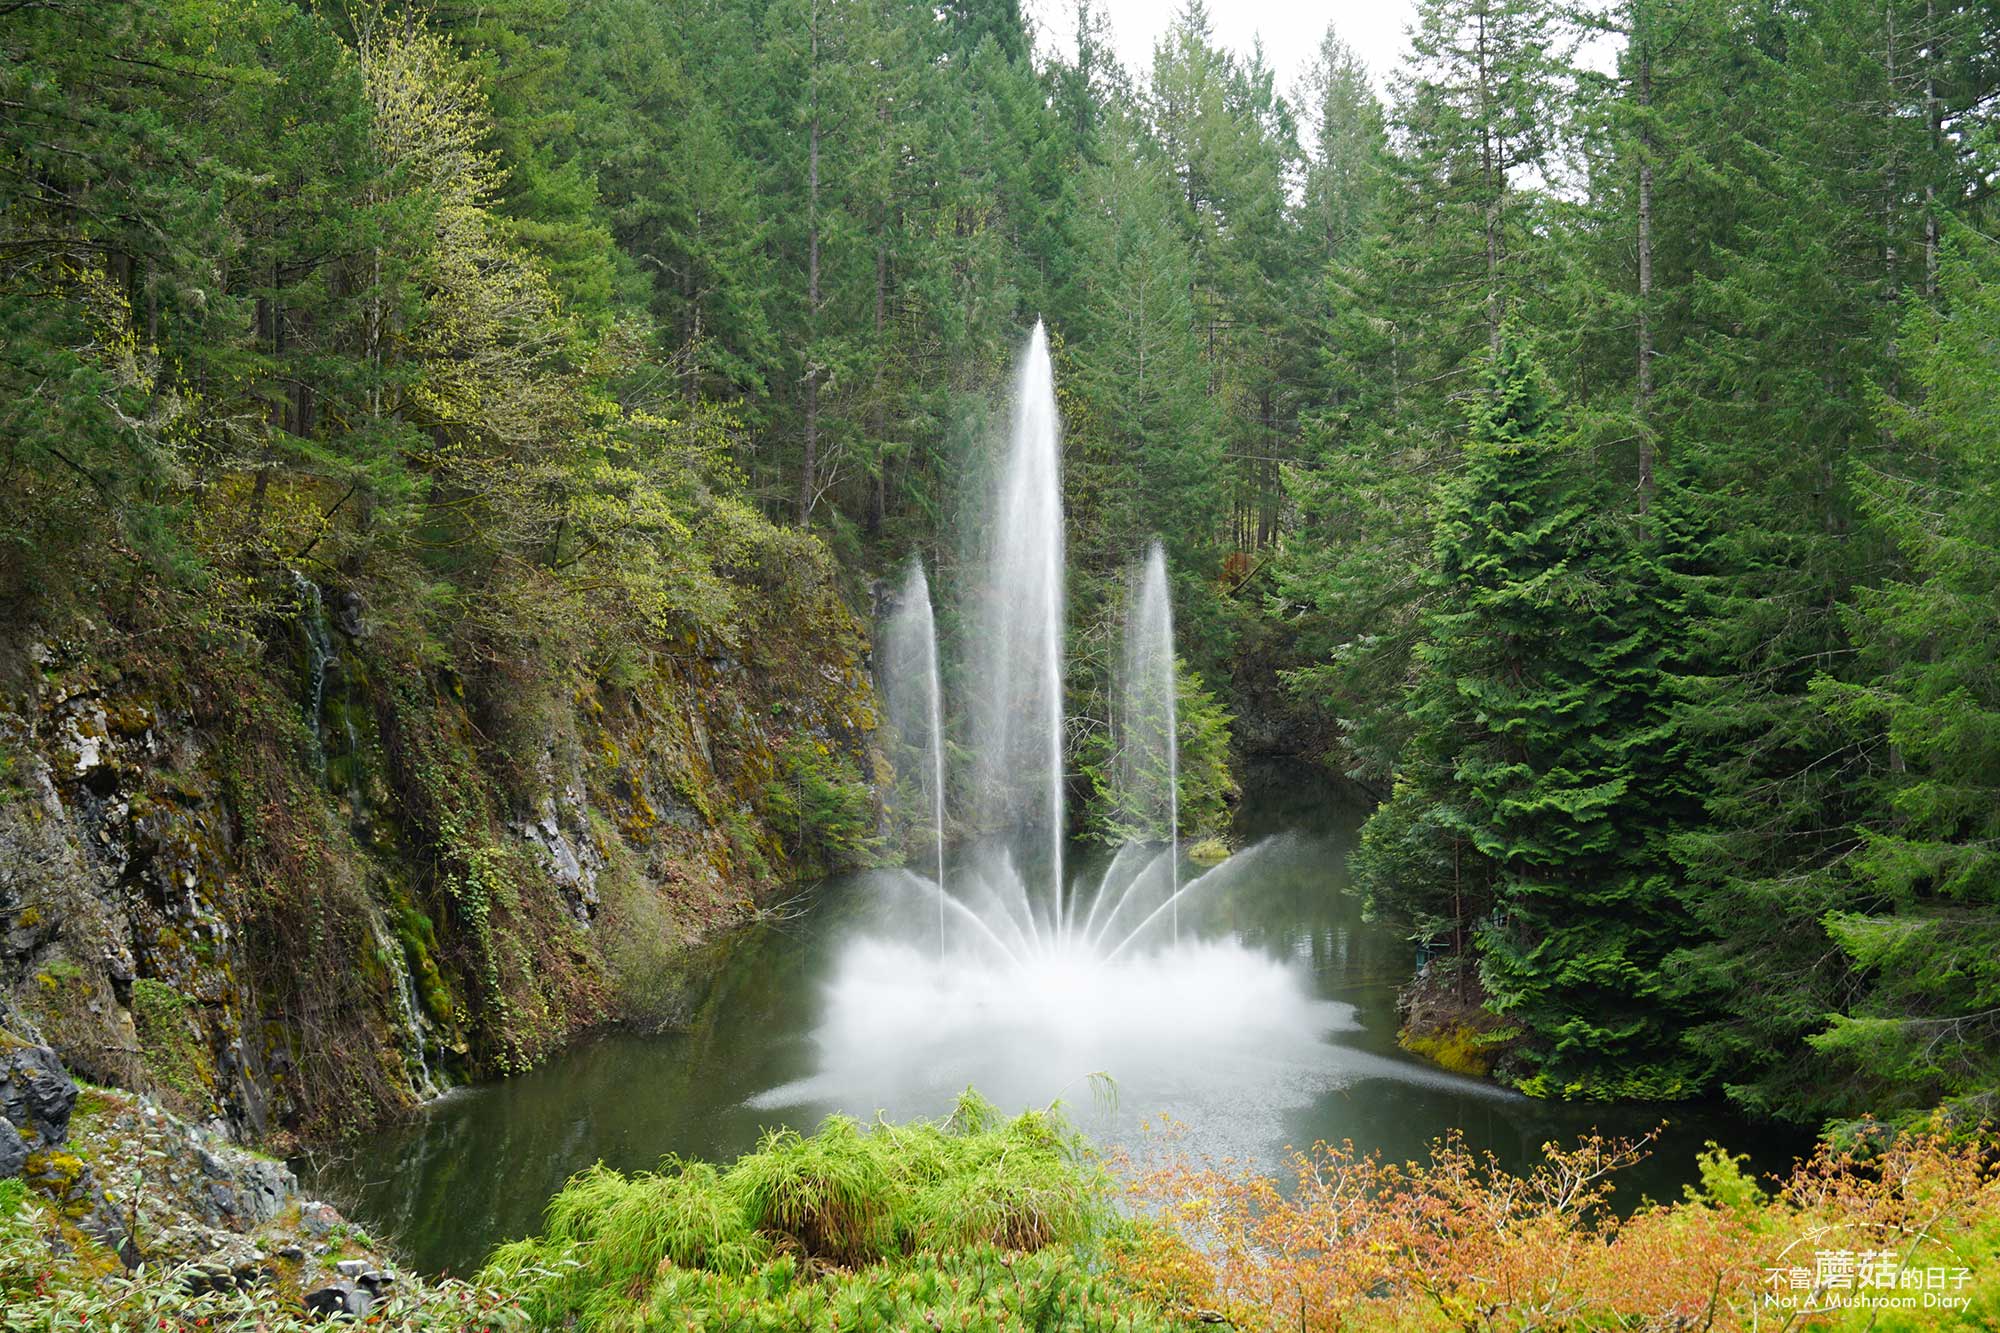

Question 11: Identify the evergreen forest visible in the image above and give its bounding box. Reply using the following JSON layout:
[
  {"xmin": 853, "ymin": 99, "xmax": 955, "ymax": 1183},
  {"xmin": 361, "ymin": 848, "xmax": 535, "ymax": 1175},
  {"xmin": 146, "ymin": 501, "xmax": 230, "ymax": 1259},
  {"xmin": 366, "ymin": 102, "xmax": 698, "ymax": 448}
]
[{"xmin": 3, "ymin": 0, "xmax": 2000, "ymax": 1325}]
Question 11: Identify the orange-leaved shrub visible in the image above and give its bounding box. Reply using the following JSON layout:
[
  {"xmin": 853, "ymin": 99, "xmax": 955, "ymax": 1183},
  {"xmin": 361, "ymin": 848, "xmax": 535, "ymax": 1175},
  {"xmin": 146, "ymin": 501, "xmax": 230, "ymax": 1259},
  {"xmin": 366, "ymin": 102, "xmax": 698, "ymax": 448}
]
[{"xmin": 1114, "ymin": 1120, "xmax": 1998, "ymax": 1330}]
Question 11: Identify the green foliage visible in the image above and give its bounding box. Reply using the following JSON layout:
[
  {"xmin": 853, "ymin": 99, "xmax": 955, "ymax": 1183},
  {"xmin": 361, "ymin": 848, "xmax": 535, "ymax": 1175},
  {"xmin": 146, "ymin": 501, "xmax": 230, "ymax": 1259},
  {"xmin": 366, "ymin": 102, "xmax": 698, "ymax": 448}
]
[
  {"xmin": 127, "ymin": 978, "xmax": 213, "ymax": 1110},
  {"xmin": 1081, "ymin": 657, "xmax": 1237, "ymax": 844},
  {"xmin": 1, "ymin": 0, "xmax": 1997, "ymax": 1151},
  {"xmin": 1685, "ymin": 1144, "xmax": 1768, "ymax": 1212},
  {"xmin": 763, "ymin": 736, "xmax": 884, "ymax": 879},
  {"xmin": 1361, "ymin": 342, "xmax": 1699, "ymax": 1099},
  {"xmin": 483, "ymin": 1098, "xmax": 1187, "ymax": 1331},
  {"xmin": 1801, "ymin": 228, "xmax": 2000, "ymax": 1130}
]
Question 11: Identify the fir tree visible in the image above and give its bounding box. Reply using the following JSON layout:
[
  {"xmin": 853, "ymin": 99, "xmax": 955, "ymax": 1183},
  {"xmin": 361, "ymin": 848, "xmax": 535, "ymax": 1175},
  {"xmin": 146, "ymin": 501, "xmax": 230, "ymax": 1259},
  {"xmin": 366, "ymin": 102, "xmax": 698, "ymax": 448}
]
[
  {"xmin": 1365, "ymin": 339, "xmax": 1699, "ymax": 1098},
  {"xmin": 1808, "ymin": 230, "xmax": 2000, "ymax": 1128}
]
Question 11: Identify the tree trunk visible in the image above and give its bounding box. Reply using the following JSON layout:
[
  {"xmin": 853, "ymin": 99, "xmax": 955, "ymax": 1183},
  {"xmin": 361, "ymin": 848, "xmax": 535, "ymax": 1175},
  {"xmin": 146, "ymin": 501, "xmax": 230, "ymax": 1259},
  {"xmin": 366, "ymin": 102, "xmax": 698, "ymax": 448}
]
[
  {"xmin": 1924, "ymin": 0, "xmax": 1939, "ymax": 299},
  {"xmin": 868, "ymin": 227, "xmax": 887, "ymax": 535},
  {"xmin": 1478, "ymin": 9, "xmax": 1502, "ymax": 357},
  {"xmin": 798, "ymin": 2, "xmax": 822, "ymax": 527},
  {"xmin": 1635, "ymin": 3, "xmax": 1656, "ymax": 512}
]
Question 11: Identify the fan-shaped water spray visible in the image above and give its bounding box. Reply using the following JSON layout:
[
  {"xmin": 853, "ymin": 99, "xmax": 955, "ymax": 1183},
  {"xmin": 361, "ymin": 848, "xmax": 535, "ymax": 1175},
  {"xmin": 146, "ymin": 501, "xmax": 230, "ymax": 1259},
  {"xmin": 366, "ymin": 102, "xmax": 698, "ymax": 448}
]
[{"xmin": 827, "ymin": 323, "xmax": 1374, "ymax": 1126}]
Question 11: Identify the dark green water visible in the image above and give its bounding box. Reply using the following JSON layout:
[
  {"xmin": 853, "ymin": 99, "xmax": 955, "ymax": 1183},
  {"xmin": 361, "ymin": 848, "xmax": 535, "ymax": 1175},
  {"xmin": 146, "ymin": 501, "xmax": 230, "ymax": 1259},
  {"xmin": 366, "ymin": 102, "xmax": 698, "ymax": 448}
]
[{"xmin": 299, "ymin": 763, "xmax": 1805, "ymax": 1276}]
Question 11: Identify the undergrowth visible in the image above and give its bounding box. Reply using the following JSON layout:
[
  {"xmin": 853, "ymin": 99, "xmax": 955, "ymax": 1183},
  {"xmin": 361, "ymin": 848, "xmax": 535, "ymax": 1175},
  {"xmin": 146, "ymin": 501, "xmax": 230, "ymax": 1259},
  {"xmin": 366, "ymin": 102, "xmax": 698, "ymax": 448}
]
[
  {"xmin": 3, "ymin": 1100, "xmax": 1994, "ymax": 1331},
  {"xmin": 1117, "ymin": 1117, "xmax": 2000, "ymax": 1330},
  {"xmin": 481, "ymin": 1092, "xmax": 1186, "ymax": 1330}
]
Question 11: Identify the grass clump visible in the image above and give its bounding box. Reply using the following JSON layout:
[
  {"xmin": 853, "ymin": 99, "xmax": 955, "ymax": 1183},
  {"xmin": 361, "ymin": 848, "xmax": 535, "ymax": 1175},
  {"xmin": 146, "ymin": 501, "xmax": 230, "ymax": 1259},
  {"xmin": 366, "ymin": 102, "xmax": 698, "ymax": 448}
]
[
  {"xmin": 730, "ymin": 1115, "xmax": 897, "ymax": 1263},
  {"xmin": 484, "ymin": 1092, "xmax": 1192, "ymax": 1330}
]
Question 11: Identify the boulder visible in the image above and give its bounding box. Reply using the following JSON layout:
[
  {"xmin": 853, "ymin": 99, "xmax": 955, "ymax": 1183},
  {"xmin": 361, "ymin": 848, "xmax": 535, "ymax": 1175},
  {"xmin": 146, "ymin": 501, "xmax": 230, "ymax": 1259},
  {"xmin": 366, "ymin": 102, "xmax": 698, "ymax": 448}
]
[
  {"xmin": 299, "ymin": 1199, "xmax": 340, "ymax": 1238},
  {"xmin": 0, "ymin": 1040, "xmax": 77, "ymax": 1150},
  {"xmin": 304, "ymin": 1280, "xmax": 374, "ymax": 1321},
  {"xmin": 0, "ymin": 1119, "xmax": 26, "ymax": 1177}
]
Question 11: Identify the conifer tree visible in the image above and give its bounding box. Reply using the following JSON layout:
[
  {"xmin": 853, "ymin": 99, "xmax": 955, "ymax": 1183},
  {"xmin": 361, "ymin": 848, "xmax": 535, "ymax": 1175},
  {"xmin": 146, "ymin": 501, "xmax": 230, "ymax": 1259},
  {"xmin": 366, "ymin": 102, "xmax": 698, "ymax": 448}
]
[
  {"xmin": 1364, "ymin": 339, "xmax": 1697, "ymax": 1098},
  {"xmin": 1808, "ymin": 231, "xmax": 2000, "ymax": 1128}
]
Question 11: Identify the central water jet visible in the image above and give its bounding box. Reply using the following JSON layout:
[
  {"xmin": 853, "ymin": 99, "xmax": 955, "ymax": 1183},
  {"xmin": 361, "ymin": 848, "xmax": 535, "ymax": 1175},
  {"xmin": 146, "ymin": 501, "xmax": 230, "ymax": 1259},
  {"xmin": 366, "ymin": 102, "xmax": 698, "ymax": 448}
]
[
  {"xmin": 972, "ymin": 321, "xmax": 1069, "ymax": 925},
  {"xmin": 873, "ymin": 322, "xmax": 1207, "ymax": 963}
]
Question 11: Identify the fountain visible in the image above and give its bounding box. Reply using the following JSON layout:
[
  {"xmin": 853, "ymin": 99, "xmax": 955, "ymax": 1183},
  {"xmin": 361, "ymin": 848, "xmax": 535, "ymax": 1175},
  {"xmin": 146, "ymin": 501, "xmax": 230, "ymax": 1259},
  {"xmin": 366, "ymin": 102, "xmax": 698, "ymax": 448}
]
[
  {"xmin": 311, "ymin": 326, "xmax": 1584, "ymax": 1272},
  {"xmin": 878, "ymin": 559, "xmax": 948, "ymax": 955},
  {"xmin": 871, "ymin": 324, "xmax": 1201, "ymax": 963},
  {"xmin": 749, "ymin": 321, "xmax": 1449, "ymax": 1138}
]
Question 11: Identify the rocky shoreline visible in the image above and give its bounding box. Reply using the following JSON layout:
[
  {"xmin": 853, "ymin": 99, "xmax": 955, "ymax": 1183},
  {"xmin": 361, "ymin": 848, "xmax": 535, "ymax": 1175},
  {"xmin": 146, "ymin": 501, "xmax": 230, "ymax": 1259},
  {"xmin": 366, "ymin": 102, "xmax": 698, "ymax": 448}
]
[{"xmin": 3, "ymin": 1034, "xmax": 427, "ymax": 1320}]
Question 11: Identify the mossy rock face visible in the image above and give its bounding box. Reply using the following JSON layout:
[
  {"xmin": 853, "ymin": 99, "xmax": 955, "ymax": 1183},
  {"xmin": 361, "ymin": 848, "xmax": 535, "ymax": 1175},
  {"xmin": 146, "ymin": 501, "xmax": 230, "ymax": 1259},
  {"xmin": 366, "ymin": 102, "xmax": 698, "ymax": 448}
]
[
  {"xmin": 3, "ymin": 522, "xmax": 885, "ymax": 1144},
  {"xmin": 129, "ymin": 978, "xmax": 215, "ymax": 1113}
]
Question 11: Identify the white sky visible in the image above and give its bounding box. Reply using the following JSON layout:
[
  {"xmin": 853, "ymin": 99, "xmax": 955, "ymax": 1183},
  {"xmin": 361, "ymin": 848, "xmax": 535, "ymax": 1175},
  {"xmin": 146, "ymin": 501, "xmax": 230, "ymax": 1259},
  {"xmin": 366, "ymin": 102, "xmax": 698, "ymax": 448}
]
[{"xmin": 1028, "ymin": 0, "xmax": 1421, "ymax": 98}]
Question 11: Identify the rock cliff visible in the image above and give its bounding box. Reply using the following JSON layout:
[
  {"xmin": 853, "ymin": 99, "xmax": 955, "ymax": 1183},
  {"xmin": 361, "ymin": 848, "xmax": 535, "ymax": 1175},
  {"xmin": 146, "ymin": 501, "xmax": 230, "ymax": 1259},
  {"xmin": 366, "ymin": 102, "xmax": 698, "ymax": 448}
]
[{"xmin": 0, "ymin": 559, "xmax": 881, "ymax": 1148}]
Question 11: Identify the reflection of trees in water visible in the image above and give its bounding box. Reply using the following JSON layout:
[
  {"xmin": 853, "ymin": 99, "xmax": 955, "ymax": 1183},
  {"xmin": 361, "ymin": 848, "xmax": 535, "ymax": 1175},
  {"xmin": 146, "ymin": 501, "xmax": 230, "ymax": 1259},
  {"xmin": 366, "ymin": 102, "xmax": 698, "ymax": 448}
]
[
  {"xmin": 325, "ymin": 914, "xmax": 843, "ymax": 1275},
  {"xmin": 307, "ymin": 767, "xmax": 1803, "ymax": 1276}
]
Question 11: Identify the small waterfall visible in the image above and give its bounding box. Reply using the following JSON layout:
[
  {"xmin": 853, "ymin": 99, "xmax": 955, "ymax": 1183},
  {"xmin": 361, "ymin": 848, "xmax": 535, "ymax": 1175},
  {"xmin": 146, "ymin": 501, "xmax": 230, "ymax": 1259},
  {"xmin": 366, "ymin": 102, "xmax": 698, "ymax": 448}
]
[
  {"xmin": 879, "ymin": 559, "xmax": 949, "ymax": 957},
  {"xmin": 364, "ymin": 901, "xmax": 438, "ymax": 1100},
  {"xmin": 1122, "ymin": 544, "xmax": 1181, "ymax": 944},
  {"xmin": 290, "ymin": 570, "xmax": 333, "ymax": 768}
]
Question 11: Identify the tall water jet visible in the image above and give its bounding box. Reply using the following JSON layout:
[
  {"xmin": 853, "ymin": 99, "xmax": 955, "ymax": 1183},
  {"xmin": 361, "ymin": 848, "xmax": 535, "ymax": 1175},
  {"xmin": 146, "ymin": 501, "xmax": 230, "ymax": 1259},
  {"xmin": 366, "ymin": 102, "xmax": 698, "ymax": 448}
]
[
  {"xmin": 879, "ymin": 559, "xmax": 949, "ymax": 956},
  {"xmin": 1121, "ymin": 543, "xmax": 1180, "ymax": 943},
  {"xmin": 971, "ymin": 321, "xmax": 1067, "ymax": 922}
]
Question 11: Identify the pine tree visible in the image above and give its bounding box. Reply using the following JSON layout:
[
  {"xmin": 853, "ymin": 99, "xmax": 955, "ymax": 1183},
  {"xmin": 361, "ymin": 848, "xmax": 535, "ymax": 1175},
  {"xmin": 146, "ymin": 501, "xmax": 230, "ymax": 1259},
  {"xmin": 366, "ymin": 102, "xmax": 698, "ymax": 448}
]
[
  {"xmin": 1063, "ymin": 109, "xmax": 1221, "ymax": 586},
  {"xmin": 562, "ymin": 0, "xmax": 777, "ymax": 401},
  {"xmin": 1807, "ymin": 230, "xmax": 2000, "ymax": 1128},
  {"xmin": 1271, "ymin": 26, "xmax": 1411, "ymax": 780},
  {"xmin": 1396, "ymin": 0, "xmax": 1568, "ymax": 363},
  {"xmin": 1653, "ymin": 0, "xmax": 1957, "ymax": 1124},
  {"xmin": 1364, "ymin": 339, "xmax": 1698, "ymax": 1098}
]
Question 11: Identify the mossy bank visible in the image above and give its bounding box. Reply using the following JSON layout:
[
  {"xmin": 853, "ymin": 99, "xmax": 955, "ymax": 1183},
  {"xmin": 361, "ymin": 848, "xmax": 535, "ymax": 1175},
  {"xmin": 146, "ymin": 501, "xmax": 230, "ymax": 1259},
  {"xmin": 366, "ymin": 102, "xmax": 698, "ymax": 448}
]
[{"xmin": 0, "ymin": 536, "xmax": 884, "ymax": 1149}]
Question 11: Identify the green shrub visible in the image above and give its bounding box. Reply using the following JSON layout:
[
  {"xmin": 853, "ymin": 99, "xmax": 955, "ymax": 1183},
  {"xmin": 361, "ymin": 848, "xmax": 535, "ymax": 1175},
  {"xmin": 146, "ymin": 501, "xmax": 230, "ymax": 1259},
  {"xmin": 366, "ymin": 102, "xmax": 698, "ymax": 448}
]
[
  {"xmin": 1080, "ymin": 658, "xmax": 1238, "ymax": 845},
  {"xmin": 483, "ymin": 1095, "xmax": 1187, "ymax": 1331},
  {"xmin": 762, "ymin": 736, "xmax": 882, "ymax": 877}
]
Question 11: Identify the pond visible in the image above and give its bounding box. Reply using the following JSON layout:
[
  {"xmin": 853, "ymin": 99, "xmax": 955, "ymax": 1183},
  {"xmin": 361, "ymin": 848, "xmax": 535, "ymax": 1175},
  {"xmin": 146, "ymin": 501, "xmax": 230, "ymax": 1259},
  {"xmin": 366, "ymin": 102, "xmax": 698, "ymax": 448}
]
[{"xmin": 300, "ymin": 761, "xmax": 1805, "ymax": 1276}]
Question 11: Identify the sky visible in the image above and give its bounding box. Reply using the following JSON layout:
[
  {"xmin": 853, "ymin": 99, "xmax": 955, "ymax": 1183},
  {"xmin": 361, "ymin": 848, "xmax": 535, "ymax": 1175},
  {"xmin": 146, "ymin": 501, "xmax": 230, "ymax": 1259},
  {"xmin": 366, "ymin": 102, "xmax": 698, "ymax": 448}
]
[{"xmin": 1027, "ymin": 0, "xmax": 1421, "ymax": 98}]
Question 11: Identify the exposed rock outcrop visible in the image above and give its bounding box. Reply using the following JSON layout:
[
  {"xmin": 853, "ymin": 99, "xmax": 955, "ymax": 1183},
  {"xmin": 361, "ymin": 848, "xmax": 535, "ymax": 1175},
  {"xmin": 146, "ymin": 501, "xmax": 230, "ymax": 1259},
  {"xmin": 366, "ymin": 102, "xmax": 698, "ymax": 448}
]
[
  {"xmin": 0, "ymin": 564, "xmax": 881, "ymax": 1148},
  {"xmin": 3, "ymin": 1060, "xmax": 412, "ymax": 1316}
]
